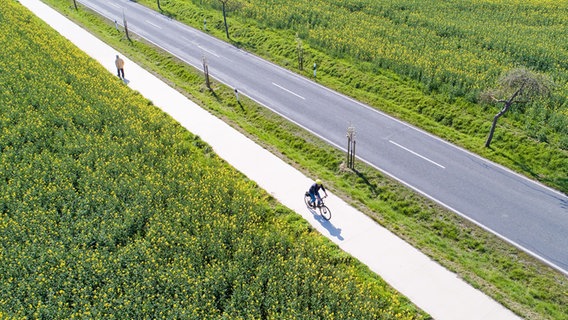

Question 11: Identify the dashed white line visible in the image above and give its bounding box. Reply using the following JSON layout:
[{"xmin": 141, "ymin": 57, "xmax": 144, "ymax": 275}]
[
  {"xmin": 389, "ymin": 140, "xmax": 445, "ymax": 169},
  {"xmin": 145, "ymin": 20, "xmax": 162, "ymax": 29},
  {"xmin": 198, "ymin": 45, "xmax": 219, "ymax": 57},
  {"xmin": 272, "ymin": 82, "xmax": 305, "ymax": 100},
  {"xmin": 180, "ymin": 36, "xmax": 193, "ymax": 43}
]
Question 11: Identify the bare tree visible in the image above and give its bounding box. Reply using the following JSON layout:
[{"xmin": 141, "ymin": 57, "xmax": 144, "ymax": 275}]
[
  {"xmin": 481, "ymin": 68, "xmax": 552, "ymax": 148},
  {"xmin": 218, "ymin": 0, "xmax": 230, "ymax": 39},
  {"xmin": 296, "ymin": 36, "xmax": 304, "ymax": 71},
  {"xmin": 123, "ymin": 10, "xmax": 131, "ymax": 42},
  {"xmin": 202, "ymin": 55, "xmax": 211, "ymax": 89}
]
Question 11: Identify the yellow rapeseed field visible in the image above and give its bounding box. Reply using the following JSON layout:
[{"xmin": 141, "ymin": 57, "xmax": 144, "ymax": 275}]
[{"xmin": 0, "ymin": 1, "xmax": 426, "ymax": 318}]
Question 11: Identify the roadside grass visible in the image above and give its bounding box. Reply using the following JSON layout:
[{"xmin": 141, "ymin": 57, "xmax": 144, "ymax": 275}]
[{"xmin": 41, "ymin": 0, "xmax": 568, "ymax": 319}]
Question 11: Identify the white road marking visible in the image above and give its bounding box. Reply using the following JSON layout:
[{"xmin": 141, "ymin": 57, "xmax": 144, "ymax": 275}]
[
  {"xmin": 389, "ymin": 140, "xmax": 445, "ymax": 169},
  {"xmin": 145, "ymin": 20, "xmax": 162, "ymax": 29},
  {"xmin": 109, "ymin": 3, "xmax": 122, "ymax": 9},
  {"xmin": 198, "ymin": 45, "xmax": 219, "ymax": 57},
  {"xmin": 272, "ymin": 82, "xmax": 305, "ymax": 100}
]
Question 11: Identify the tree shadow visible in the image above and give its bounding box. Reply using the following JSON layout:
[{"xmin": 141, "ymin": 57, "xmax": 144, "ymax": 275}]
[
  {"xmin": 352, "ymin": 168, "xmax": 379, "ymax": 196},
  {"xmin": 237, "ymin": 101, "xmax": 245, "ymax": 112},
  {"xmin": 561, "ymin": 197, "xmax": 568, "ymax": 210},
  {"xmin": 159, "ymin": 9, "xmax": 177, "ymax": 20},
  {"xmin": 208, "ymin": 88, "xmax": 220, "ymax": 101},
  {"xmin": 482, "ymin": 148, "xmax": 568, "ymax": 201},
  {"xmin": 228, "ymin": 39, "xmax": 245, "ymax": 49},
  {"xmin": 491, "ymin": 146, "xmax": 568, "ymax": 191},
  {"xmin": 540, "ymin": 177, "xmax": 568, "ymax": 197}
]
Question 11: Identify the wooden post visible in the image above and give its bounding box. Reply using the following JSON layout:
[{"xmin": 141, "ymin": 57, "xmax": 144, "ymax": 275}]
[
  {"xmin": 347, "ymin": 135, "xmax": 351, "ymax": 168},
  {"xmin": 347, "ymin": 125, "xmax": 356, "ymax": 169},
  {"xmin": 202, "ymin": 55, "xmax": 210, "ymax": 89},
  {"xmin": 123, "ymin": 10, "xmax": 131, "ymax": 41},
  {"xmin": 352, "ymin": 140, "xmax": 356, "ymax": 169}
]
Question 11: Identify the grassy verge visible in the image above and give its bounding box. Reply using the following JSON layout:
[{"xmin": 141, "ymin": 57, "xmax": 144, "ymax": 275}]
[{"xmin": 39, "ymin": 0, "xmax": 568, "ymax": 319}]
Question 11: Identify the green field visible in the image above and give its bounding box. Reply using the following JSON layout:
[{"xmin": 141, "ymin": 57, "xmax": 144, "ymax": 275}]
[
  {"xmin": 0, "ymin": 1, "xmax": 426, "ymax": 318},
  {"xmin": 5, "ymin": 0, "xmax": 568, "ymax": 319}
]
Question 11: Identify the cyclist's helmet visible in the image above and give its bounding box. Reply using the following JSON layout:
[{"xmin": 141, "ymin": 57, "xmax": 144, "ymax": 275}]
[{"xmin": 316, "ymin": 179, "xmax": 322, "ymax": 185}]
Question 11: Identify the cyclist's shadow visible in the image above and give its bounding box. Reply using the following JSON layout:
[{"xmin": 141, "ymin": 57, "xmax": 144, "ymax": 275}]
[{"xmin": 308, "ymin": 208, "xmax": 344, "ymax": 241}]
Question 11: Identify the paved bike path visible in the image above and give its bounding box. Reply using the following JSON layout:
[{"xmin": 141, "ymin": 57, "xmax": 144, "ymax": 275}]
[{"xmin": 21, "ymin": 0, "xmax": 521, "ymax": 318}]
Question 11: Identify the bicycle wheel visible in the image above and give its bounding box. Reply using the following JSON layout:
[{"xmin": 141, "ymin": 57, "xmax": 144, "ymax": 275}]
[
  {"xmin": 319, "ymin": 205, "xmax": 331, "ymax": 220},
  {"xmin": 304, "ymin": 193, "xmax": 312, "ymax": 208}
]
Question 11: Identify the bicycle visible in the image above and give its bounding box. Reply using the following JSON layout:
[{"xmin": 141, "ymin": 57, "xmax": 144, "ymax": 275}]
[{"xmin": 304, "ymin": 192, "xmax": 331, "ymax": 220}]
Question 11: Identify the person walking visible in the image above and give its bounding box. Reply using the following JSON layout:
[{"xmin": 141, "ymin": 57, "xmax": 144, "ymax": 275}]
[{"xmin": 115, "ymin": 55, "xmax": 125, "ymax": 79}]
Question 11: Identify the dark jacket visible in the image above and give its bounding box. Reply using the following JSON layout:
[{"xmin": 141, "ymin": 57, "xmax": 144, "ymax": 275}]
[{"xmin": 309, "ymin": 183, "xmax": 325, "ymax": 195}]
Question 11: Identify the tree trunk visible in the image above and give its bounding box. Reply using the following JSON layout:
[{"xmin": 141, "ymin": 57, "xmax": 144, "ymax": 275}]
[
  {"xmin": 202, "ymin": 57, "xmax": 210, "ymax": 89},
  {"xmin": 222, "ymin": 2, "xmax": 230, "ymax": 39},
  {"xmin": 485, "ymin": 115, "xmax": 499, "ymax": 148},
  {"xmin": 157, "ymin": 0, "xmax": 162, "ymax": 11},
  {"xmin": 347, "ymin": 136, "xmax": 351, "ymax": 168},
  {"xmin": 485, "ymin": 103, "xmax": 510, "ymax": 148},
  {"xmin": 123, "ymin": 13, "xmax": 131, "ymax": 42},
  {"xmin": 484, "ymin": 84, "xmax": 524, "ymax": 148}
]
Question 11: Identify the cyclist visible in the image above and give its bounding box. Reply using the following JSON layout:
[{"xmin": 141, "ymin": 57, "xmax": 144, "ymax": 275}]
[{"xmin": 308, "ymin": 179, "xmax": 328, "ymax": 207}]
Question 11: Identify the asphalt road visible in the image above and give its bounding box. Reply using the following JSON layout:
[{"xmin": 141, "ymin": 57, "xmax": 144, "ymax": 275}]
[{"xmin": 77, "ymin": 0, "xmax": 568, "ymax": 274}]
